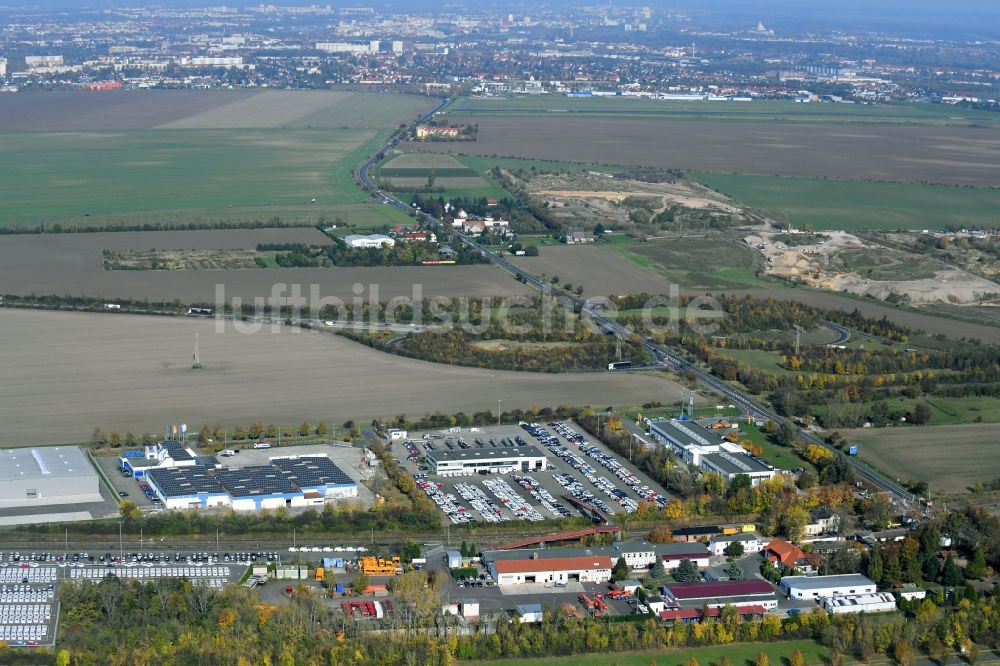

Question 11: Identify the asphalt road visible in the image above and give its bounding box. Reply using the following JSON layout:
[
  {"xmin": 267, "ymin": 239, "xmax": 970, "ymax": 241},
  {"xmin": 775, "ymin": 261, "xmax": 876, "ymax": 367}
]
[{"xmin": 354, "ymin": 102, "xmax": 915, "ymax": 508}]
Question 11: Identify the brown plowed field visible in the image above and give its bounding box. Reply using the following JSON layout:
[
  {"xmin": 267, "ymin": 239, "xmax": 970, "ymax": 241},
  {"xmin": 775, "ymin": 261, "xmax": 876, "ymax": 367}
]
[
  {"xmin": 0, "ymin": 89, "xmax": 431, "ymax": 131},
  {"xmin": 0, "ymin": 309, "xmax": 684, "ymax": 445},
  {"xmin": 0, "ymin": 230, "xmax": 529, "ymax": 303},
  {"xmin": 406, "ymin": 118, "xmax": 1000, "ymax": 186}
]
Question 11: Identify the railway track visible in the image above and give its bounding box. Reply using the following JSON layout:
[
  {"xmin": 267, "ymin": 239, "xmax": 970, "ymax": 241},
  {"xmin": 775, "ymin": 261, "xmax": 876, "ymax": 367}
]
[{"xmin": 354, "ymin": 102, "xmax": 916, "ymax": 507}]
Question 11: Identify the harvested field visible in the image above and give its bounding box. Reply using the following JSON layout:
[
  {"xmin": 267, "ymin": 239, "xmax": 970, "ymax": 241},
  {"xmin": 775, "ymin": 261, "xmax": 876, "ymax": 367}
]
[
  {"xmin": 0, "ymin": 230, "xmax": 528, "ymax": 303},
  {"xmin": 509, "ymin": 240, "xmax": 764, "ymax": 295},
  {"xmin": 407, "ymin": 117, "xmax": 1000, "ymax": 186},
  {"xmin": 0, "ymin": 309, "xmax": 685, "ymax": 446},
  {"xmin": 452, "ymin": 96, "xmax": 1000, "ymax": 128},
  {"xmin": 0, "ymin": 89, "xmax": 432, "ymax": 131},
  {"xmin": 508, "ymin": 245, "xmax": 672, "ymax": 297},
  {"xmin": 844, "ymin": 424, "xmax": 1000, "ymax": 493}
]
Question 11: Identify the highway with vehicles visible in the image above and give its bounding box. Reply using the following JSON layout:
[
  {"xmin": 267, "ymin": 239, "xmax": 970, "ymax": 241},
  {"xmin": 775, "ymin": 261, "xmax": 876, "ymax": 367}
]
[{"xmin": 354, "ymin": 99, "xmax": 916, "ymax": 508}]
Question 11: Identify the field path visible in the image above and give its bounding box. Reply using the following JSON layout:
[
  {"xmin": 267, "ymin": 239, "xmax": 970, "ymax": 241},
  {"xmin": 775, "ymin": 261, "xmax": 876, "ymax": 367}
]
[{"xmin": 0, "ymin": 309, "xmax": 684, "ymax": 445}]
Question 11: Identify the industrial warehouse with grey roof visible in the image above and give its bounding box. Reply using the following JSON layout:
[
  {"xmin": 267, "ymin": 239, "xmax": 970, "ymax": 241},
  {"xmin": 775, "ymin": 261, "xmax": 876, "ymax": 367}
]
[
  {"xmin": 0, "ymin": 447, "xmax": 102, "ymax": 509},
  {"xmin": 425, "ymin": 445, "xmax": 547, "ymax": 475}
]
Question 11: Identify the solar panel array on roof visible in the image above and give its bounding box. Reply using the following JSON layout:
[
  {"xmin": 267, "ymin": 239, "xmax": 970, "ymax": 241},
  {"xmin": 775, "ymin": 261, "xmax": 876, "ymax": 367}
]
[
  {"xmin": 215, "ymin": 465, "xmax": 298, "ymax": 497},
  {"xmin": 147, "ymin": 467, "xmax": 225, "ymax": 497},
  {"xmin": 271, "ymin": 456, "xmax": 353, "ymax": 487},
  {"xmin": 197, "ymin": 455, "xmax": 221, "ymax": 468},
  {"xmin": 160, "ymin": 441, "xmax": 194, "ymax": 462}
]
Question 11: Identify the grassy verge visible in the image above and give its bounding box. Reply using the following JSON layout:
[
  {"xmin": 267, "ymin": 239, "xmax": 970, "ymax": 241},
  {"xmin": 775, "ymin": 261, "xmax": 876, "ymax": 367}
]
[{"xmin": 464, "ymin": 639, "xmax": 829, "ymax": 666}]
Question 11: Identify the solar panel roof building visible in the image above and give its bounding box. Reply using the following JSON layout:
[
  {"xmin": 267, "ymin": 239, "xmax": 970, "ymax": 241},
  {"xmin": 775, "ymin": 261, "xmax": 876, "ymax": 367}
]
[
  {"xmin": 271, "ymin": 456, "xmax": 358, "ymax": 499},
  {"xmin": 146, "ymin": 467, "xmax": 230, "ymax": 510},
  {"xmin": 217, "ymin": 465, "xmax": 300, "ymax": 511},
  {"xmin": 144, "ymin": 454, "xmax": 358, "ymax": 511}
]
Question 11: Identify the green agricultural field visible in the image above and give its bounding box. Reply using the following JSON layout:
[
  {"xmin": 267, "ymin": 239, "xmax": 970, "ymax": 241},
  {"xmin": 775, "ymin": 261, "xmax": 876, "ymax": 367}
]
[
  {"xmin": 691, "ymin": 173, "xmax": 1000, "ymax": 231},
  {"xmin": 467, "ymin": 639, "xmax": 829, "ymax": 666},
  {"xmin": 379, "ymin": 151, "xmax": 512, "ymax": 201},
  {"xmin": 0, "ymin": 91, "xmax": 434, "ymax": 229},
  {"xmin": 844, "ymin": 423, "xmax": 1000, "ymax": 493},
  {"xmin": 880, "ymin": 396, "xmax": 1000, "ymax": 426},
  {"xmin": 617, "ymin": 237, "xmax": 770, "ymax": 290},
  {"xmin": 0, "ymin": 129, "xmax": 384, "ymax": 227},
  {"xmin": 452, "ymin": 96, "xmax": 1000, "ymax": 128}
]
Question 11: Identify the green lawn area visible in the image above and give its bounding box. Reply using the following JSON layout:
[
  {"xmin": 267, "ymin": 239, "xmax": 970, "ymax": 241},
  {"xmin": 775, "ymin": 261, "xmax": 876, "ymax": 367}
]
[
  {"xmin": 465, "ymin": 639, "xmax": 829, "ymax": 666},
  {"xmin": 614, "ymin": 238, "xmax": 771, "ymax": 290},
  {"xmin": 452, "ymin": 96, "xmax": 1000, "ymax": 128},
  {"xmin": 716, "ymin": 349, "xmax": 794, "ymax": 376},
  {"xmin": 737, "ymin": 423, "xmax": 812, "ymax": 472},
  {"xmin": 883, "ymin": 396, "xmax": 1000, "ymax": 426},
  {"xmin": 691, "ymin": 173, "xmax": 1000, "ymax": 231},
  {"xmin": 0, "ymin": 127, "xmax": 395, "ymax": 228}
]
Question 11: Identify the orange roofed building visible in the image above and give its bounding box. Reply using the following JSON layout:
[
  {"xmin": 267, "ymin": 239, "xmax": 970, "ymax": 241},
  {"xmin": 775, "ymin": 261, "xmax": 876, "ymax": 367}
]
[
  {"xmin": 764, "ymin": 538, "xmax": 818, "ymax": 574},
  {"xmin": 489, "ymin": 555, "xmax": 613, "ymax": 586}
]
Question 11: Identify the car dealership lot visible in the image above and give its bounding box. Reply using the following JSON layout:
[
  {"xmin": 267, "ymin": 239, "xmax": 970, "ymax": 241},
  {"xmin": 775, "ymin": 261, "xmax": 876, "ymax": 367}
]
[{"xmin": 397, "ymin": 422, "xmax": 671, "ymax": 525}]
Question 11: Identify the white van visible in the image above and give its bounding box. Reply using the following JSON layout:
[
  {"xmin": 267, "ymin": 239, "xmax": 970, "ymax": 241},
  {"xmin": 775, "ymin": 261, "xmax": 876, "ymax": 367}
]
[{"xmin": 221, "ymin": 449, "xmax": 236, "ymax": 457}]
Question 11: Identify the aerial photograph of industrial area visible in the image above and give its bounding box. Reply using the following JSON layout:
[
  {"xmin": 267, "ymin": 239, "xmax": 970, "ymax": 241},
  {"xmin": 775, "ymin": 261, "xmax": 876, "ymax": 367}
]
[{"xmin": 0, "ymin": 0, "xmax": 999, "ymax": 663}]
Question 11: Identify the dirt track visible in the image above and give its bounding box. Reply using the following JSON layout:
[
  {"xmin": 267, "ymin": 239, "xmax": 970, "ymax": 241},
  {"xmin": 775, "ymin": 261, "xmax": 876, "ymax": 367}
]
[
  {"xmin": 407, "ymin": 118, "xmax": 1000, "ymax": 186},
  {"xmin": 0, "ymin": 310, "xmax": 686, "ymax": 445}
]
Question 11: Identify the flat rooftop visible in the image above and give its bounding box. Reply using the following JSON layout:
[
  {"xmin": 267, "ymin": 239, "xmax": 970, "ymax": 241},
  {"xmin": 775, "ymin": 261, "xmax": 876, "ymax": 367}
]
[
  {"xmin": 0, "ymin": 447, "xmax": 96, "ymax": 482},
  {"xmin": 781, "ymin": 574, "xmax": 875, "ymax": 590},
  {"xmin": 650, "ymin": 419, "xmax": 726, "ymax": 448},
  {"xmin": 427, "ymin": 445, "xmax": 545, "ymax": 464},
  {"xmin": 703, "ymin": 451, "xmax": 773, "ymax": 475}
]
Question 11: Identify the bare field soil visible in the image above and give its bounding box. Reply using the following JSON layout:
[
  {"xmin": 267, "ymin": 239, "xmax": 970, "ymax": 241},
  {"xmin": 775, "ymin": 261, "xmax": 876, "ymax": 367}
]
[
  {"xmin": 0, "ymin": 229, "xmax": 527, "ymax": 303},
  {"xmin": 508, "ymin": 245, "xmax": 672, "ymax": 297},
  {"xmin": 0, "ymin": 90, "xmax": 257, "ymax": 130},
  {"xmin": 844, "ymin": 424, "xmax": 1000, "ymax": 493},
  {"xmin": 0, "ymin": 310, "xmax": 684, "ymax": 445},
  {"xmin": 0, "ymin": 90, "xmax": 432, "ymax": 131},
  {"xmin": 407, "ymin": 118, "xmax": 1000, "ymax": 186}
]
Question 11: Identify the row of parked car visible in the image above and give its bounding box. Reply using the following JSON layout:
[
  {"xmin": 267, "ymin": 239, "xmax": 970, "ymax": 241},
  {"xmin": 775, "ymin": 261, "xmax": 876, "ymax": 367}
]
[
  {"xmin": 482, "ymin": 477, "xmax": 545, "ymax": 522},
  {"xmin": 580, "ymin": 445, "xmax": 668, "ymax": 509},
  {"xmin": 417, "ymin": 479, "xmax": 475, "ymax": 525},
  {"xmin": 510, "ymin": 474, "xmax": 574, "ymax": 518},
  {"xmin": 0, "ymin": 585, "xmax": 54, "ymax": 604},
  {"xmin": 521, "ymin": 424, "xmax": 624, "ymax": 516},
  {"xmin": 551, "ymin": 472, "xmax": 615, "ymax": 517},
  {"xmin": 454, "ymin": 482, "xmax": 509, "ymax": 523}
]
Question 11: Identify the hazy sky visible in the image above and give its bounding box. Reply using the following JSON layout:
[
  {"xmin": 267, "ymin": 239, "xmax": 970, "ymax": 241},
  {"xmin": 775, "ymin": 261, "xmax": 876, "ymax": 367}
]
[{"xmin": 5, "ymin": 0, "xmax": 998, "ymax": 39}]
